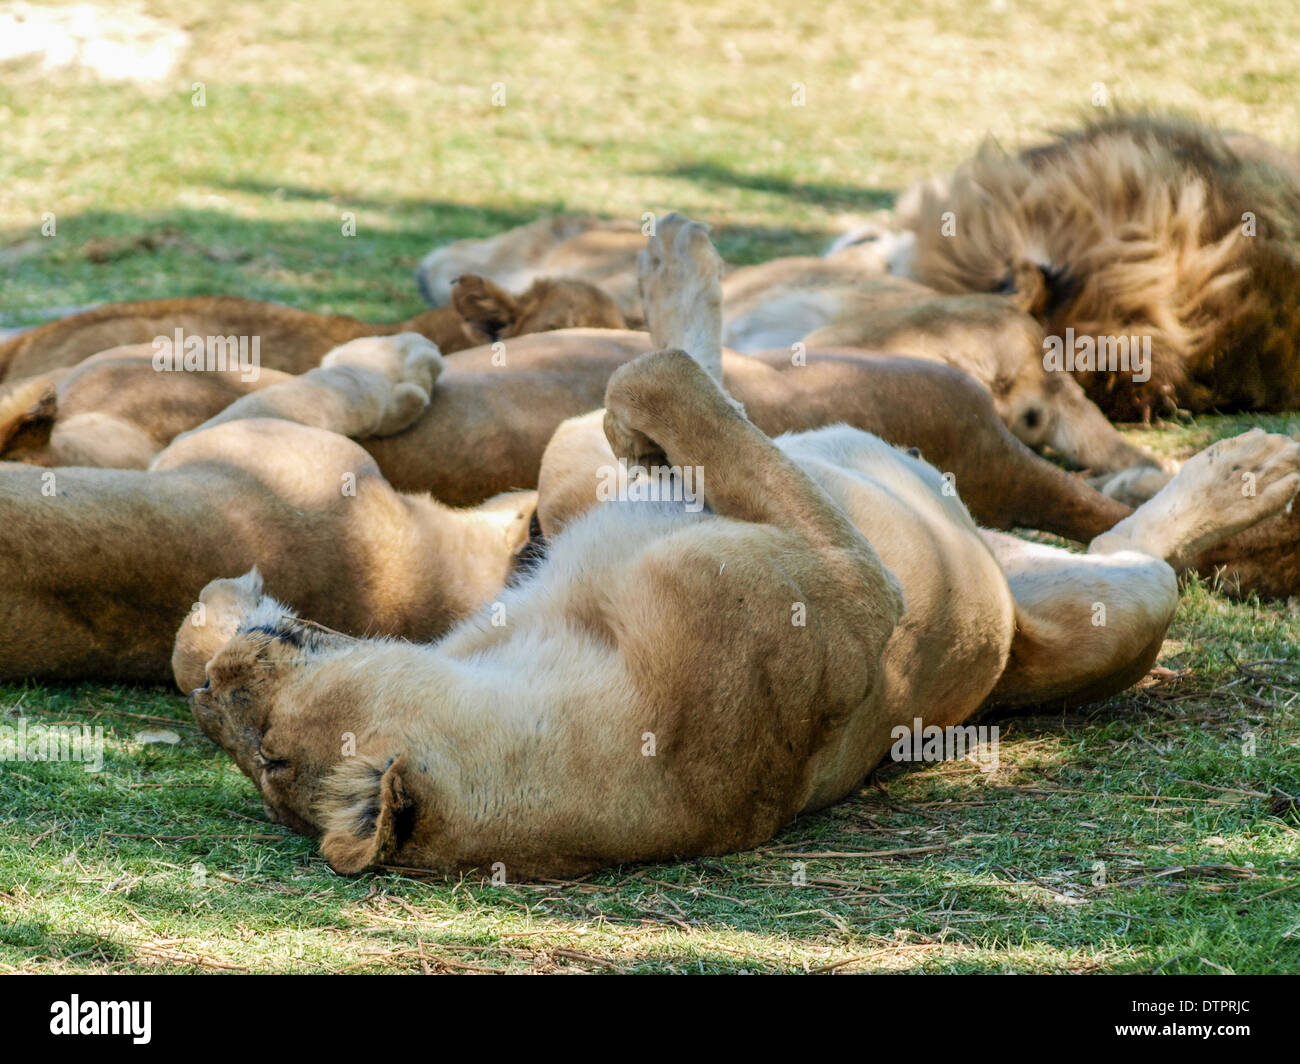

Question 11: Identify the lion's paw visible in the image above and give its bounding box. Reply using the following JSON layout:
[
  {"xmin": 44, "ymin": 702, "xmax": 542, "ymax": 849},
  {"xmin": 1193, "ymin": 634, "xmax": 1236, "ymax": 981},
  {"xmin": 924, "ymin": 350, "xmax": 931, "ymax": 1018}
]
[{"xmin": 1172, "ymin": 428, "xmax": 1300, "ymax": 525}]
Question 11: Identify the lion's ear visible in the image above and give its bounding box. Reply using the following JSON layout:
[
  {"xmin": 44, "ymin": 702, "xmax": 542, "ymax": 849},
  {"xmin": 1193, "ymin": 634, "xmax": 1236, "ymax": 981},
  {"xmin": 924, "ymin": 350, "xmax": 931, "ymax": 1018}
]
[
  {"xmin": 1001, "ymin": 259, "xmax": 1076, "ymax": 318},
  {"xmin": 0, "ymin": 379, "xmax": 57, "ymax": 456},
  {"xmin": 451, "ymin": 274, "xmax": 520, "ymax": 340},
  {"xmin": 318, "ymin": 755, "xmax": 416, "ymax": 874}
]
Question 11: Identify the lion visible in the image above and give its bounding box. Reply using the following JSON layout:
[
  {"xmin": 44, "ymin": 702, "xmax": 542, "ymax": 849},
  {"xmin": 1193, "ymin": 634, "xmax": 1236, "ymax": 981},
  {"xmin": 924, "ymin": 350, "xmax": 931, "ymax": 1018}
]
[
  {"xmin": 900, "ymin": 112, "xmax": 1300, "ymax": 420},
  {"xmin": 415, "ymin": 213, "xmax": 909, "ymax": 330},
  {"xmin": 721, "ymin": 267, "xmax": 1163, "ymax": 486},
  {"xmin": 0, "ymin": 333, "xmax": 540, "ymax": 684},
  {"xmin": 0, "ymin": 352, "xmax": 291, "ymax": 468},
  {"xmin": 417, "ymin": 216, "xmax": 1165, "ymax": 484},
  {"xmin": 0, "ymin": 289, "xmax": 1168, "ymax": 685},
  {"xmin": 0, "ymin": 274, "xmax": 625, "ymax": 383},
  {"xmin": 416, "ymin": 215, "xmax": 648, "ymax": 325},
  {"xmin": 181, "ymin": 216, "xmax": 1300, "ymax": 877},
  {"xmin": 0, "ymin": 274, "xmax": 626, "ymax": 467}
]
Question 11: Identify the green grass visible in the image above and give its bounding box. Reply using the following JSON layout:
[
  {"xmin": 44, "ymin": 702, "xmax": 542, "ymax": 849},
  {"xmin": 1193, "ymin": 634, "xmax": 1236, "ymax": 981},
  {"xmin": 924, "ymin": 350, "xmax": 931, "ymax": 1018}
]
[{"xmin": 2, "ymin": 0, "xmax": 1300, "ymax": 973}]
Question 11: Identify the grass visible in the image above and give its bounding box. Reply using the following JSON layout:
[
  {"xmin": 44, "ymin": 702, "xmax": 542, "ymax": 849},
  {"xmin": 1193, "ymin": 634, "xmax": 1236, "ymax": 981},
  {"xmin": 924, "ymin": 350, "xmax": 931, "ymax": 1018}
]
[{"xmin": 2, "ymin": 0, "xmax": 1300, "ymax": 973}]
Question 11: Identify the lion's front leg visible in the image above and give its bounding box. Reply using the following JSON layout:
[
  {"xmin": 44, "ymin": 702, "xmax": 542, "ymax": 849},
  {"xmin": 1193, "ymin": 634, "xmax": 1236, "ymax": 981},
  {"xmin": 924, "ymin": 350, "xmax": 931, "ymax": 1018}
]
[{"xmin": 175, "ymin": 333, "xmax": 445, "ymax": 443}]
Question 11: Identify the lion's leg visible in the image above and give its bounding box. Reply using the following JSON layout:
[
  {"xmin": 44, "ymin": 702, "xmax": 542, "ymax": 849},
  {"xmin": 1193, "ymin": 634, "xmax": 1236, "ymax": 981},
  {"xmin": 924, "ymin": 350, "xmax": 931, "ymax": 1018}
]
[
  {"xmin": 988, "ymin": 429, "xmax": 1300, "ymax": 708},
  {"xmin": 1044, "ymin": 373, "xmax": 1172, "ymax": 482},
  {"xmin": 537, "ymin": 213, "xmax": 729, "ymax": 536},
  {"xmin": 1088, "ymin": 429, "xmax": 1300, "ymax": 570},
  {"xmin": 638, "ymin": 214, "xmax": 724, "ymax": 383},
  {"xmin": 603, "ymin": 349, "xmax": 886, "ymax": 554},
  {"xmin": 982, "ymin": 533, "xmax": 1179, "ymax": 709},
  {"xmin": 172, "ymin": 333, "xmax": 445, "ymax": 444},
  {"xmin": 536, "ymin": 409, "xmax": 614, "ymax": 537}
]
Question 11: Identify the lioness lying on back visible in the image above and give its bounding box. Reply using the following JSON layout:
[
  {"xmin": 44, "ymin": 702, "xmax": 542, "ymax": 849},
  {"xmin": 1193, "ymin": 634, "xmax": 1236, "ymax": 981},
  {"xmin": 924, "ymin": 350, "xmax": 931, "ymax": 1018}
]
[{"xmin": 182, "ymin": 217, "xmax": 1300, "ymax": 877}]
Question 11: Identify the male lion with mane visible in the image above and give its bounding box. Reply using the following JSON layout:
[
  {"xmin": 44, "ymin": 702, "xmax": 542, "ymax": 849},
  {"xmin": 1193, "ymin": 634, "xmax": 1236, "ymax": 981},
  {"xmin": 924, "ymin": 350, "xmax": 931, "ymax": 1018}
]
[{"xmin": 902, "ymin": 112, "xmax": 1300, "ymax": 420}]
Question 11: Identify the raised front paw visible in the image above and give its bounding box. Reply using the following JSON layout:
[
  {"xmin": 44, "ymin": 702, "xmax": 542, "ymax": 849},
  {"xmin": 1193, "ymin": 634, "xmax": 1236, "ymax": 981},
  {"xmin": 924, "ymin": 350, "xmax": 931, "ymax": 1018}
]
[{"xmin": 602, "ymin": 347, "xmax": 743, "ymax": 468}]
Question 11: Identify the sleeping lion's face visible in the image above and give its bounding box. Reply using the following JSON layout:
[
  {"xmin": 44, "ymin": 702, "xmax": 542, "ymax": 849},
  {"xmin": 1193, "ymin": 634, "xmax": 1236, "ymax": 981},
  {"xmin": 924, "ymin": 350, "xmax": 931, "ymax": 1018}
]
[{"xmin": 189, "ymin": 623, "xmax": 389, "ymax": 838}]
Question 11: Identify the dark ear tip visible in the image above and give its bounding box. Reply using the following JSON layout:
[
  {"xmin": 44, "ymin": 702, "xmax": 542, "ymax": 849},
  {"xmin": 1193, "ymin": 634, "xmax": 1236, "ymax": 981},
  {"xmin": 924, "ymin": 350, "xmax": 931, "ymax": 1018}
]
[{"xmin": 382, "ymin": 754, "xmax": 409, "ymax": 799}]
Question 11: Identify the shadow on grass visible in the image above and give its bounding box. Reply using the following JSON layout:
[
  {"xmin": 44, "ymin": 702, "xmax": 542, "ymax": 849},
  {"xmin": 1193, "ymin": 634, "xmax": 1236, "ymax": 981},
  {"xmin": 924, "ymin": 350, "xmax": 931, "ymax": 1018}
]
[
  {"xmin": 0, "ymin": 921, "xmax": 136, "ymax": 967},
  {"xmin": 659, "ymin": 160, "xmax": 898, "ymax": 212},
  {"xmin": 1, "ymin": 200, "xmax": 536, "ymax": 321},
  {"xmin": 0, "ymin": 178, "xmax": 854, "ymax": 322}
]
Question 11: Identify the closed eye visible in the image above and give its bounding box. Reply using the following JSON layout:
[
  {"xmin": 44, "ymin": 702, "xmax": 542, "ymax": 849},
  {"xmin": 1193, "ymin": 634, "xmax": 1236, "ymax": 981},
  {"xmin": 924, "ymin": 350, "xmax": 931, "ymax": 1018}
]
[{"xmin": 255, "ymin": 747, "xmax": 289, "ymax": 774}]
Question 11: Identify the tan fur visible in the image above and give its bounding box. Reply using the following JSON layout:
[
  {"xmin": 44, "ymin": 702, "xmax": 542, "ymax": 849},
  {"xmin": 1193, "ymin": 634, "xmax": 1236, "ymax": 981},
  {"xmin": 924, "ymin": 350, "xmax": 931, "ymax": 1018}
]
[
  {"xmin": 186, "ymin": 217, "xmax": 1300, "ymax": 877},
  {"xmin": 902, "ymin": 113, "xmax": 1300, "ymax": 419},
  {"xmin": 0, "ymin": 335, "xmax": 536, "ymax": 684},
  {"xmin": 421, "ymin": 217, "xmax": 1158, "ymax": 477},
  {"xmin": 0, "ymin": 278, "xmax": 626, "ymax": 466},
  {"xmin": 0, "ymin": 377, "xmax": 58, "ymax": 456},
  {"xmin": 417, "ymin": 216, "xmax": 647, "ymax": 324},
  {"xmin": 450, "ymin": 274, "xmax": 625, "ymax": 341},
  {"xmin": 0, "ymin": 348, "xmax": 291, "ymax": 467},
  {"xmin": 0, "ymin": 277, "xmax": 624, "ymax": 383},
  {"xmin": 720, "ymin": 263, "xmax": 918, "ymax": 352},
  {"xmin": 733, "ymin": 270, "xmax": 1160, "ymax": 476}
]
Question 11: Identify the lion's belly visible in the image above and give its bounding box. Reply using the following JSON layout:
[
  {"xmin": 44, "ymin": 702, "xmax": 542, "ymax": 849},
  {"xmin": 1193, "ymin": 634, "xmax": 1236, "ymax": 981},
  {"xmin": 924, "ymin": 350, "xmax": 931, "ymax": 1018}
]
[{"xmin": 780, "ymin": 429, "xmax": 1016, "ymax": 807}]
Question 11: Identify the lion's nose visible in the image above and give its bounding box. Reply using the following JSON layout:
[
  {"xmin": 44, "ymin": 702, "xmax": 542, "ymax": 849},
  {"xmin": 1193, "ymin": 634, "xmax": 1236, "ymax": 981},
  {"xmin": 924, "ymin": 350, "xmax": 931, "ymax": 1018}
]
[
  {"xmin": 263, "ymin": 798, "xmax": 318, "ymax": 838},
  {"xmin": 188, "ymin": 691, "xmax": 223, "ymax": 741}
]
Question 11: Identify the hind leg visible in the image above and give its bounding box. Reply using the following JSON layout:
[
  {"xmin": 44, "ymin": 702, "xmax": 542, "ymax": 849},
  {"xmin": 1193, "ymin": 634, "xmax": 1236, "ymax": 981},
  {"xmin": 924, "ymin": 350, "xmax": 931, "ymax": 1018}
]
[
  {"xmin": 983, "ymin": 534, "xmax": 1178, "ymax": 708},
  {"xmin": 537, "ymin": 213, "xmax": 731, "ymax": 536},
  {"xmin": 988, "ymin": 429, "xmax": 1300, "ymax": 708},
  {"xmin": 638, "ymin": 214, "xmax": 725, "ymax": 382}
]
